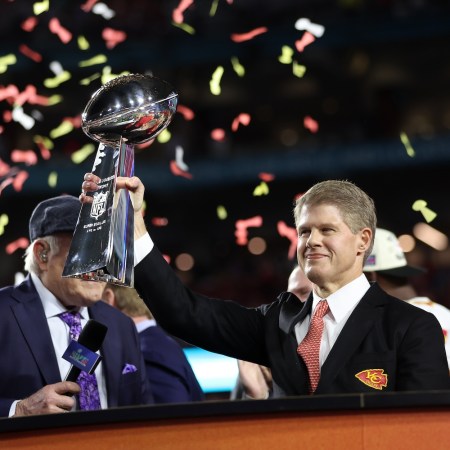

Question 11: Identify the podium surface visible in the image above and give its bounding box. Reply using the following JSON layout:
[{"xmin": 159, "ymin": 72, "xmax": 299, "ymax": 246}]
[{"xmin": 1, "ymin": 391, "xmax": 449, "ymax": 449}]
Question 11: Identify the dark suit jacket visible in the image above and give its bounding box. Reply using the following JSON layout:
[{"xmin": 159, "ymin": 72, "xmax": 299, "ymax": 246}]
[
  {"xmin": 135, "ymin": 247, "xmax": 450, "ymax": 396},
  {"xmin": 139, "ymin": 325, "xmax": 204, "ymax": 403},
  {"xmin": 0, "ymin": 276, "xmax": 153, "ymax": 416}
]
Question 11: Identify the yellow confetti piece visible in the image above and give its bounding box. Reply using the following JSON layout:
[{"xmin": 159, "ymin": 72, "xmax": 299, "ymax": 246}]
[
  {"xmin": 292, "ymin": 61, "xmax": 306, "ymax": 78},
  {"xmin": 79, "ymin": 73, "xmax": 101, "ymax": 86},
  {"xmin": 79, "ymin": 54, "xmax": 108, "ymax": 68},
  {"xmin": 78, "ymin": 35, "xmax": 90, "ymax": 51},
  {"xmin": 172, "ymin": 21, "xmax": 196, "ymax": 35},
  {"xmin": 46, "ymin": 95, "xmax": 63, "ymax": 106},
  {"xmin": 49, "ymin": 120, "xmax": 74, "ymax": 139},
  {"xmin": 157, "ymin": 128, "xmax": 171, "ymax": 144},
  {"xmin": 400, "ymin": 132, "xmax": 415, "ymax": 157},
  {"xmin": 0, "ymin": 214, "xmax": 9, "ymax": 236},
  {"xmin": 210, "ymin": 66, "xmax": 224, "ymax": 96},
  {"xmin": 33, "ymin": 0, "xmax": 49, "ymax": 15},
  {"xmin": 0, "ymin": 54, "xmax": 17, "ymax": 74},
  {"xmin": 278, "ymin": 46, "xmax": 294, "ymax": 64},
  {"xmin": 101, "ymin": 67, "xmax": 129, "ymax": 85},
  {"xmin": 43, "ymin": 71, "xmax": 71, "ymax": 88},
  {"xmin": 33, "ymin": 135, "xmax": 54, "ymax": 149},
  {"xmin": 231, "ymin": 57, "xmax": 245, "ymax": 77},
  {"xmin": 217, "ymin": 205, "xmax": 227, "ymax": 220},
  {"xmin": 210, "ymin": 0, "xmax": 220, "ymax": 16},
  {"xmin": 253, "ymin": 181, "xmax": 269, "ymax": 196},
  {"xmin": 71, "ymin": 143, "xmax": 96, "ymax": 164},
  {"xmin": 412, "ymin": 200, "xmax": 437, "ymax": 223},
  {"xmin": 48, "ymin": 171, "xmax": 58, "ymax": 188}
]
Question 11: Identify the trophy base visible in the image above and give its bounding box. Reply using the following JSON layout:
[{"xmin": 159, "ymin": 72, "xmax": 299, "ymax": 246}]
[{"xmin": 63, "ymin": 270, "xmax": 133, "ymax": 287}]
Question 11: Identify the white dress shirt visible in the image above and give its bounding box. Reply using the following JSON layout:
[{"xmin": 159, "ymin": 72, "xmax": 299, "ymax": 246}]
[{"xmin": 294, "ymin": 274, "xmax": 371, "ymax": 367}]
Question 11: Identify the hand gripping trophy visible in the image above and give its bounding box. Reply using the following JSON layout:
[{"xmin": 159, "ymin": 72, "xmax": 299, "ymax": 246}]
[{"xmin": 63, "ymin": 74, "xmax": 178, "ymax": 286}]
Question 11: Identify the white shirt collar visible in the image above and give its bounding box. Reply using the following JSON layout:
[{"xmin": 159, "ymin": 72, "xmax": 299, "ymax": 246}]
[
  {"xmin": 135, "ymin": 319, "xmax": 156, "ymax": 333},
  {"xmin": 311, "ymin": 273, "xmax": 370, "ymax": 323}
]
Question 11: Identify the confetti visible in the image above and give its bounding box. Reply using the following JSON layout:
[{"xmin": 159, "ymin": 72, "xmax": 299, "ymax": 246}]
[
  {"xmin": 101, "ymin": 67, "xmax": 129, "ymax": 84},
  {"xmin": 49, "ymin": 18, "xmax": 72, "ymax": 44},
  {"xmin": 294, "ymin": 18, "xmax": 325, "ymax": 38},
  {"xmin": 169, "ymin": 160, "xmax": 193, "ymax": 179},
  {"xmin": 6, "ymin": 237, "xmax": 29, "ymax": 254},
  {"xmin": 177, "ymin": 104, "xmax": 195, "ymax": 120},
  {"xmin": 278, "ymin": 46, "xmax": 294, "ymax": 64},
  {"xmin": 49, "ymin": 61, "xmax": 64, "ymax": 76},
  {"xmin": 0, "ymin": 159, "xmax": 11, "ymax": 176},
  {"xmin": 34, "ymin": 135, "xmax": 54, "ymax": 161},
  {"xmin": 259, "ymin": 172, "xmax": 275, "ymax": 182},
  {"xmin": 412, "ymin": 200, "xmax": 437, "ymax": 223},
  {"xmin": 12, "ymin": 171, "xmax": 29, "ymax": 192},
  {"xmin": 0, "ymin": 214, "xmax": 9, "ymax": 235},
  {"xmin": 102, "ymin": 28, "xmax": 127, "ymax": 49},
  {"xmin": 79, "ymin": 54, "xmax": 108, "ymax": 67},
  {"xmin": 92, "ymin": 2, "xmax": 116, "ymax": 20},
  {"xmin": 172, "ymin": 22, "xmax": 195, "ymax": 35},
  {"xmin": 231, "ymin": 27, "xmax": 268, "ymax": 43},
  {"xmin": 12, "ymin": 107, "xmax": 35, "ymax": 130},
  {"xmin": 33, "ymin": 0, "xmax": 50, "ymax": 15},
  {"xmin": 211, "ymin": 128, "xmax": 226, "ymax": 141},
  {"xmin": 231, "ymin": 57, "xmax": 245, "ymax": 77},
  {"xmin": 21, "ymin": 17, "xmax": 38, "ymax": 32},
  {"xmin": 71, "ymin": 143, "xmax": 96, "ymax": 164},
  {"xmin": 235, "ymin": 216, "xmax": 263, "ymax": 245},
  {"xmin": 210, "ymin": 0, "xmax": 220, "ymax": 17},
  {"xmin": 231, "ymin": 113, "xmax": 251, "ymax": 131},
  {"xmin": 295, "ymin": 31, "xmax": 316, "ymax": 52},
  {"xmin": 303, "ymin": 116, "xmax": 319, "ymax": 133},
  {"xmin": 80, "ymin": 73, "xmax": 101, "ymax": 85},
  {"xmin": 48, "ymin": 171, "xmax": 58, "ymax": 187},
  {"xmin": 0, "ymin": 54, "xmax": 17, "ymax": 74},
  {"xmin": 175, "ymin": 145, "xmax": 189, "ymax": 171},
  {"xmin": 78, "ymin": 36, "xmax": 90, "ymax": 51},
  {"xmin": 49, "ymin": 120, "xmax": 74, "ymax": 138},
  {"xmin": 19, "ymin": 45, "xmax": 42, "ymax": 63},
  {"xmin": 15, "ymin": 85, "xmax": 53, "ymax": 106},
  {"xmin": 292, "ymin": 61, "xmax": 306, "ymax": 78},
  {"xmin": 210, "ymin": 66, "xmax": 224, "ymax": 95},
  {"xmin": 0, "ymin": 85, "xmax": 19, "ymax": 102},
  {"xmin": 81, "ymin": 0, "xmax": 100, "ymax": 13},
  {"xmin": 173, "ymin": 0, "xmax": 194, "ymax": 24},
  {"xmin": 11, "ymin": 150, "xmax": 38, "ymax": 166},
  {"xmin": 44, "ymin": 71, "xmax": 71, "ymax": 88},
  {"xmin": 277, "ymin": 221, "xmax": 298, "ymax": 260},
  {"xmin": 151, "ymin": 217, "xmax": 168, "ymax": 226},
  {"xmin": 400, "ymin": 132, "xmax": 415, "ymax": 157},
  {"xmin": 253, "ymin": 181, "xmax": 269, "ymax": 196},
  {"xmin": 157, "ymin": 128, "xmax": 172, "ymax": 144},
  {"xmin": 217, "ymin": 205, "xmax": 227, "ymax": 220}
]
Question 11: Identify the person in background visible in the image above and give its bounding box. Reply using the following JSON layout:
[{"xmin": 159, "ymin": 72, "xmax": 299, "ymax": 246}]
[
  {"xmin": 103, "ymin": 283, "xmax": 205, "ymax": 403},
  {"xmin": 231, "ymin": 265, "xmax": 313, "ymax": 399},
  {"xmin": 0, "ymin": 195, "xmax": 152, "ymax": 417},
  {"xmin": 364, "ymin": 227, "xmax": 450, "ymax": 371},
  {"xmin": 81, "ymin": 175, "xmax": 450, "ymax": 395}
]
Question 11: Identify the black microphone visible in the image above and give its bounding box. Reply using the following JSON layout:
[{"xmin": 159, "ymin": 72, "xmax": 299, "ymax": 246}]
[{"xmin": 63, "ymin": 319, "xmax": 108, "ymax": 383}]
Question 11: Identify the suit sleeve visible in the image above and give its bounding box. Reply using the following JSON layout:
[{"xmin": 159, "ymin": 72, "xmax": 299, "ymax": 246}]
[
  {"xmin": 135, "ymin": 246, "xmax": 270, "ymax": 366},
  {"xmin": 397, "ymin": 311, "xmax": 450, "ymax": 390}
]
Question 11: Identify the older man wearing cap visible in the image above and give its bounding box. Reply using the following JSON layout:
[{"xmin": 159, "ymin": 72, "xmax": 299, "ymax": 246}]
[
  {"xmin": 0, "ymin": 195, "xmax": 153, "ymax": 417},
  {"xmin": 364, "ymin": 228, "xmax": 450, "ymax": 370}
]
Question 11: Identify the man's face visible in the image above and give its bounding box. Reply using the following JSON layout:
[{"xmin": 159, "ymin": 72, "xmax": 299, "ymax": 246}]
[
  {"xmin": 40, "ymin": 234, "xmax": 106, "ymax": 308},
  {"xmin": 296, "ymin": 203, "xmax": 369, "ymax": 296}
]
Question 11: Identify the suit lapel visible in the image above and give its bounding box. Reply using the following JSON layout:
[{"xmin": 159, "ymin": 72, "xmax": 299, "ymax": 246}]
[
  {"xmin": 11, "ymin": 278, "xmax": 61, "ymax": 385},
  {"xmin": 315, "ymin": 285, "xmax": 387, "ymax": 393}
]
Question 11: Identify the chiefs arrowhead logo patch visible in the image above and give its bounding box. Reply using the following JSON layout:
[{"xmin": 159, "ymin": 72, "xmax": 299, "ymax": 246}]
[{"xmin": 355, "ymin": 369, "xmax": 388, "ymax": 390}]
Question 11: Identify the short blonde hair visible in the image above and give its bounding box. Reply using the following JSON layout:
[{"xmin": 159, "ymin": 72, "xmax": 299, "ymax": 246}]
[{"xmin": 105, "ymin": 283, "xmax": 153, "ymax": 319}]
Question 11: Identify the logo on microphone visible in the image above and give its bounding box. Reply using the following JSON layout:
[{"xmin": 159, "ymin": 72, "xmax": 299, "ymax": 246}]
[
  {"xmin": 62, "ymin": 339, "xmax": 103, "ymax": 374},
  {"xmin": 69, "ymin": 348, "xmax": 89, "ymax": 367}
]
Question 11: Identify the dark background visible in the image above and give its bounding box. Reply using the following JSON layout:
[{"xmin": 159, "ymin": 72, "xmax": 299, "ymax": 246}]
[{"xmin": 1, "ymin": 0, "xmax": 450, "ymax": 307}]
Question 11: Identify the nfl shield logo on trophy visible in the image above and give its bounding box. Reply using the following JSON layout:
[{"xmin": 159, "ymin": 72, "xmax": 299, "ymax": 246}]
[{"xmin": 90, "ymin": 192, "xmax": 108, "ymax": 219}]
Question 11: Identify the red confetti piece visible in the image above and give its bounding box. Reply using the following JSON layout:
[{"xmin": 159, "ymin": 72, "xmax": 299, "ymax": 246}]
[
  {"xmin": 21, "ymin": 17, "xmax": 38, "ymax": 32},
  {"xmin": 169, "ymin": 160, "xmax": 193, "ymax": 179},
  {"xmin": 62, "ymin": 115, "xmax": 82, "ymax": 128},
  {"xmin": 177, "ymin": 104, "xmax": 195, "ymax": 120},
  {"xmin": 12, "ymin": 170, "xmax": 29, "ymax": 192},
  {"xmin": 81, "ymin": 0, "xmax": 100, "ymax": 12},
  {"xmin": 36, "ymin": 141, "xmax": 51, "ymax": 160},
  {"xmin": 6, "ymin": 237, "xmax": 29, "ymax": 254},
  {"xmin": 102, "ymin": 27, "xmax": 127, "ymax": 49},
  {"xmin": 211, "ymin": 128, "xmax": 226, "ymax": 141},
  {"xmin": 0, "ymin": 159, "xmax": 11, "ymax": 176},
  {"xmin": 15, "ymin": 85, "xmax": 51, "ymax": 106},
  {"xmin": 163, "ymin": 254, "xmax": 171, "ymax": 264},
  {"xmin": 0, "ymin": 125, "xmax": 3, "ymax": 134},
  {"xmin": 259, "ymin": 172, "xmax": 275, "ymax": 182},
  {"xmin": 295, "ymin": 31, "xmax": 315, "ymax": 52},
  {"xmin": 172, "ymin": 0, "xmax": 194, "ymax": 24},
  {"xmin": 231, "ymin": 27, "xmax": 268, "ymax": 43},
  {"xmin": 235, "ymin": 216, "xmax": 263, "ymax": 246},
  {"xmin": 303, "ymin": 116, "xmax": 319, "ymax": 133},
  {"xmin": 11, "ymin": 150, "xmax": 38, "ymax": 166},
  {"xmin": 49, "ymin": 18, "xmax": 72, "ymax": 44},
  {"xmin": 231, "ymin": 113, "xmax": 251, "ymax": 132},
  {"xmin": 0, "ymin": 85, "xmax": 19, "ymax": 102},
  {"xmin": 277, "ymin": 221, "xmax": 298, "ymax": 260},
  {"xmin": 19, "ymin": 44, "xmax": 42, "ymax": 63},
  {"xmin": 151, "ymin": 217, "xmax": 169, "ymax": 226},
  {"xmin": 3, "ymin": 110, "xmax": 12, "ymax": 122}
]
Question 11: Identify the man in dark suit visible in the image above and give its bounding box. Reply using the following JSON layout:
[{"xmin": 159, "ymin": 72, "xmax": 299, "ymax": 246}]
[
  {"xmin": 102, "ymin": 283, "xmax": 204, "ymax": 403},
  {"xmin": 80, "ymin": 175, "xmax": 450, "ymax": 395},
  {"xmin": 0, "ymin": 195, "xmax": 153, "ymax": 417}
]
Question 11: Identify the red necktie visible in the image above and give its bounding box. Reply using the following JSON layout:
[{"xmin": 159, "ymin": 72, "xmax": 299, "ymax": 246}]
[{"xmin": 297, "ymin": 300, "xmax": 329, "ymax": 394}]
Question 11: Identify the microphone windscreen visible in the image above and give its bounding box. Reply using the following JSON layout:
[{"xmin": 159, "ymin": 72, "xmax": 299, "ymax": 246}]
[{"xmin": 78, "ymin": 319, "xmax": 108, "ymax": 351}]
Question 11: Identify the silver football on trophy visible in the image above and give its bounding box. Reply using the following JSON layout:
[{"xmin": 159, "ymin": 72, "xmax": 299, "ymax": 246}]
[{"xmin": 82, "ymin": 73, "xmax": 178, "ymax": 145}]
